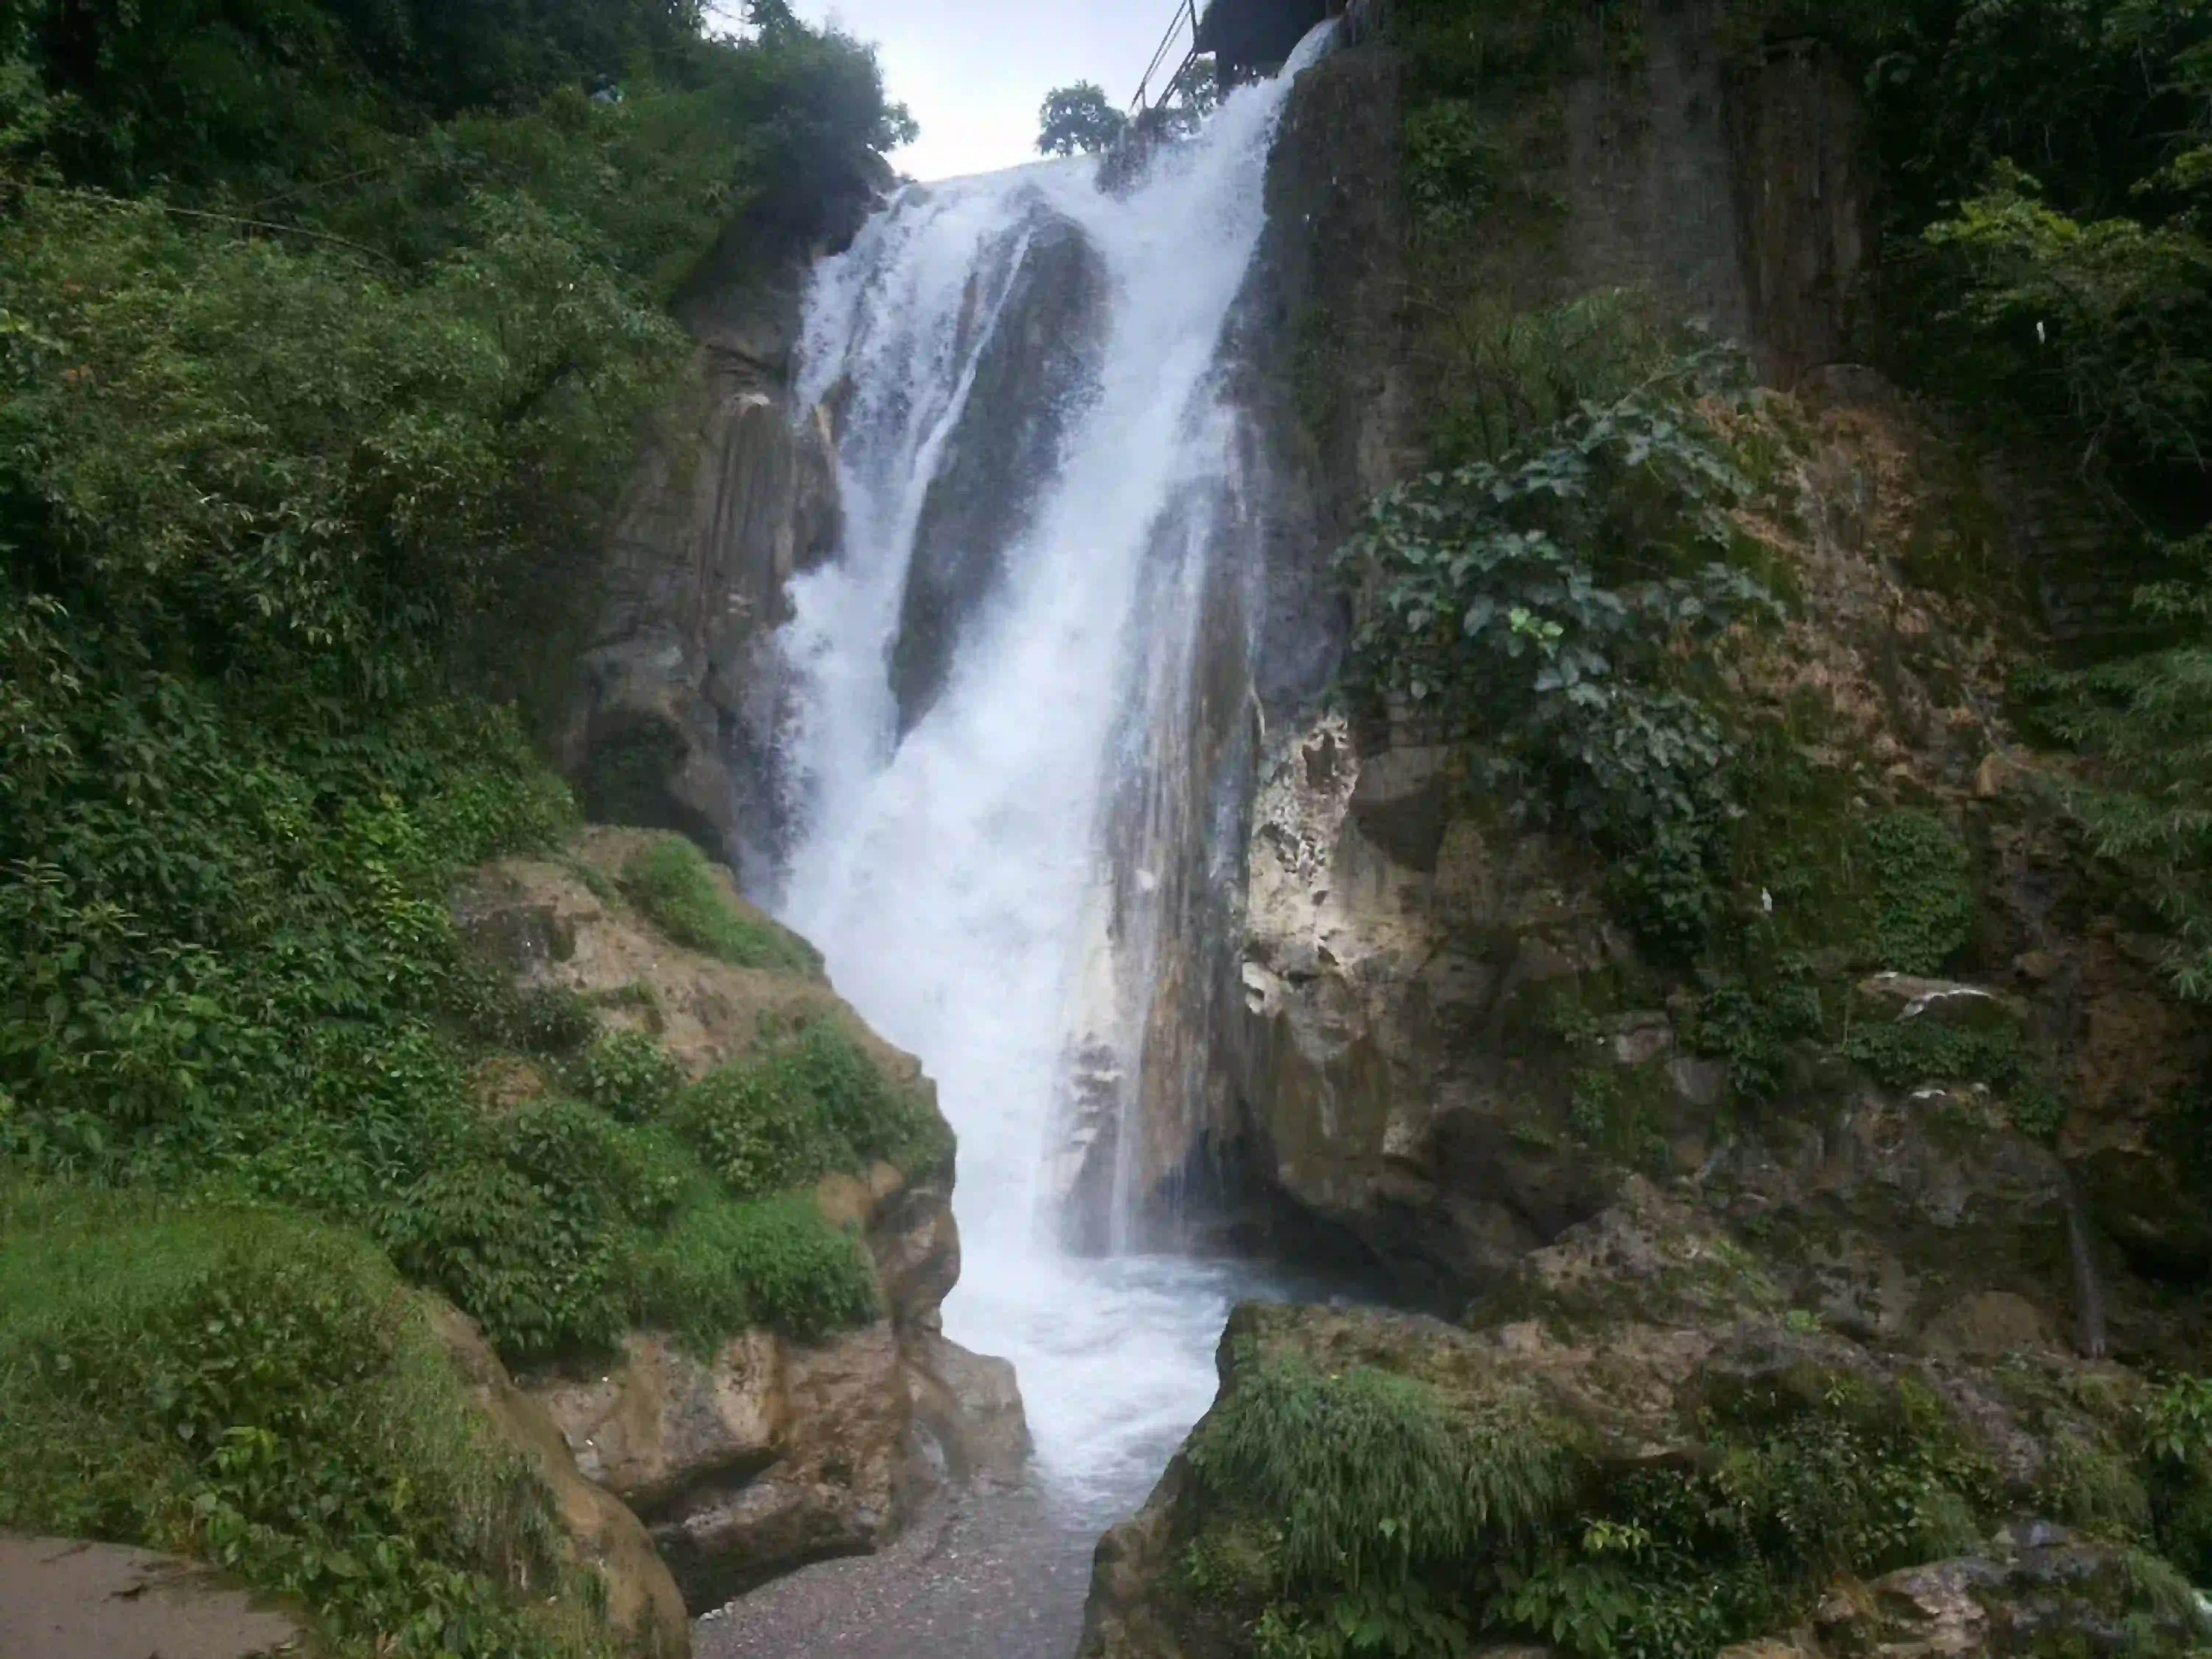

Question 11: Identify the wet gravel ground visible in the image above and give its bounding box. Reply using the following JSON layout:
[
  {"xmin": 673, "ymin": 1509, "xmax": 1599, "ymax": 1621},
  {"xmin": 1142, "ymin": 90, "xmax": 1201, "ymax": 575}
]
[{"xmin": 694, "ymin": 1482, "xmax": 1099, "ymax": 1659}]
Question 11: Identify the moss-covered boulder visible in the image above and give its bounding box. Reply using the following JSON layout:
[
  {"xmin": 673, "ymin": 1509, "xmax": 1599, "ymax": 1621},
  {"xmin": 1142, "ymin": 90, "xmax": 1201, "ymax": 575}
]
[
  {"xmin": 450, "ymin": 826, "xmax": 1024, "ymax": 1614},
  {"xmin": 1078, "ymin": 1170, "xmax": 2212, "ymax": 1659}
]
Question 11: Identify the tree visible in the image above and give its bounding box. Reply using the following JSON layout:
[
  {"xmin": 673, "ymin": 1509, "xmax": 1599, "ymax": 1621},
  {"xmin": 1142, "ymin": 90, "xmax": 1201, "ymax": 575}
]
[{"xmin": 1036, "ymin": 81, "xmax": 1127, "ymax": 157}]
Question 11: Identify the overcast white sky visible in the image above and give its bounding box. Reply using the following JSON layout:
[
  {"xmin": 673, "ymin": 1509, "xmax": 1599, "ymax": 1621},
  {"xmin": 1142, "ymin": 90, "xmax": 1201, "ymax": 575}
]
[{"xmin": 787, "ymin": 2, "xmax": 1189, "ymax": 182}]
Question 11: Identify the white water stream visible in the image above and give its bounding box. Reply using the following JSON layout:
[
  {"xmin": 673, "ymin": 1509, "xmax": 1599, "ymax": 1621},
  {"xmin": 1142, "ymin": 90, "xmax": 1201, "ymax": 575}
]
[{"xmin": 773, "ymin": 27, "xmax": 1336, "ymax": 1524}]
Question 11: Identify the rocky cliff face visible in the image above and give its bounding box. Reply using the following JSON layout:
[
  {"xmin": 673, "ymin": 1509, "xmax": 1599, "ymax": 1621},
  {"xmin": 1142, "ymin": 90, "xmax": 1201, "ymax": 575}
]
[
  {"xmin": 561, "ymin": 252, "xmax": 841, "ymax": 875},
  {"xmin": 453, "ymin": 828, "xmax": 1028, "ymax": 1618}
]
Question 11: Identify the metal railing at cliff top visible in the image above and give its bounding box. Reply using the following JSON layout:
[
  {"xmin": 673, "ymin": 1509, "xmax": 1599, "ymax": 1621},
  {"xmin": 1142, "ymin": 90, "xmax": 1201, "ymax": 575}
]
[
  {"xmin": 1131, "ymin": 0, "xmax": 1203, "ymax": 114},
  {"xmin": 1130, "ymin": 0, "xmax": 1394, "ymax": 114}
]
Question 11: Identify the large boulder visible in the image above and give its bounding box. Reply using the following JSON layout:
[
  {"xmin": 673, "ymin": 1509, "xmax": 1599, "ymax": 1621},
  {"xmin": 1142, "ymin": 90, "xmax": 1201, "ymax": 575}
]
[{"xmin": 432, "ymin": 1307, "xmax": 693, "ymax": 1658}]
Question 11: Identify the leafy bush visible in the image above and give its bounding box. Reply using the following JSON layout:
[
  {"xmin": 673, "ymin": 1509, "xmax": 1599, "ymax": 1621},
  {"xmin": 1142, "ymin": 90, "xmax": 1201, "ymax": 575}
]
[
  {"xmin": 1335, "ymin": 338, "xmax": 1780, "ymax": 919},
  {"xmin": 570, "ymin": 1029, "xmax": 686, "ymax": 1123},
  {"xmin": 622, "ymin": 835, "xmax": 824, "ymax": 975},
  {"xmin": 633, "ymin": 1192, "xmax": 878, "ymax": 1352},
  {"xmin": 668, "ymin": 1019, "xmax": 947, "ymax": 1200},
  {"xmin": 0, "ymin": 1187, "xmax": 616, "ymax": 1658},
  {"xmin": 1499, "ymin": 1370, "xmax": 1995, "ymax": 1659},
  {"xmin": 378, "ymin": 1156, "xmax": 632, "ymax": 1364},
  {"xmin": 1840, "ymin": 1020, "xmax": 2023, "ymax": 1093},
  {"xmin": 1860, "ymin": 810, "xmax": 1975, "ymax": 975},
  {"xmin": 1405, "ymin": 99, "xmax": 1509, "ymax": 235}
]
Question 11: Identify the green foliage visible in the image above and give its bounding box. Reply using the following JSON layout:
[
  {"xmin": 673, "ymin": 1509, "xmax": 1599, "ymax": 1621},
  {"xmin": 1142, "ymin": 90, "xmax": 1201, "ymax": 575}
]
[
  {"xmin": 569, "ymin": 1029, "xmax": 684, "ymax": 1123},
  {"xmin": 1686, "ymin": 970, "xmax": 1826, "ymax": 1105},
  {"xmin": 1036, "ymin": 80, "xmax": 1128, "ymax": 157},
  {"xmin": 1335, "ymin": 338, "xmax": 1781, "ymax": 960},
  {"xmin": 668, "ymin": 1019, "xmax": 949, "ymax": 1200},
  {"xmin": 1405, "ymin": 99, "xmax": 1509, "ymax": 236},
  {"xmin": 2139, "ymin": 1374, "xmax": 2212, "ymax": 1582},
  {"xmin": 1839, "ymin": 1019, "xmax": 2023, "ymax": 1092},
  {"xmin": 0, "ymin": 3, "xmax": 912, "ymax": 1635},
  {"xmin": 633, "ymin": 1192, "xmax": 877, "ymax": 1352},
  {"xmin": 2044, "ymin": 1433, "xmax": 2153, "ymax": 1538},
  {"xmin": 1200, "ymin": 1349, "xmax": 2004, "ymax": 1659},
  {"xmin": 0, "ymin": 1187, "xmax": 616, "ymax": 1657},
  {"xmin": 622, "ymin": 834, "xmax": 823, "ymax": 975},
  {"xmin": 1189, "ymin": 1349, "xmax": 1576, "ymax": 1654},
  {"xmin": 2022, "ymin": 645, "xmax": 2212, "ymax": 1001},
  {"xmin": 1498, "ymin": 1371, "xmax": 1995, "ymax": 1659},
  {"xmin": 1429, "ymin": 292, "xmax": 1688, "ymax": 471},
  {"xmin": 1860, "ymin": 810, "xmax": 1976, "ymax": 975}
]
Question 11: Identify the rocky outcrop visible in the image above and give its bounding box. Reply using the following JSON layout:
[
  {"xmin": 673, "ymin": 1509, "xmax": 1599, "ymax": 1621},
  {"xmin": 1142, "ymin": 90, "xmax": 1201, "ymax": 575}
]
[
  {"xmin": 563, "ymin": 175, "xmax": 882, "ymax": 869},
  {"xmin": 523, "ymin": 1163, "xmax": 1021, "ymax": 1613},
  {"xmin": 432, "ymin": 1305, "xmax": 693, "ymax": 1658},
  {"xmin": 454, "ymin": 828, "xmax": 1028, "ymax": 1615},
  {"xmin": 1077, "ymin": 1171, "xmax": 2194, "ymax": 1659},
  {"xmin": 891, "ymin": 199, "xmax": 1110, "ymax": 732}
]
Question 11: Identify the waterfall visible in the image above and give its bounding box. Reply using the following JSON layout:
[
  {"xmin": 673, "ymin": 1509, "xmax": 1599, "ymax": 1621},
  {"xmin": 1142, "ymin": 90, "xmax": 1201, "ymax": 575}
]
[{"xmin": 770, "ymin": 26, "xmax": 1337, "ymax": 1519}]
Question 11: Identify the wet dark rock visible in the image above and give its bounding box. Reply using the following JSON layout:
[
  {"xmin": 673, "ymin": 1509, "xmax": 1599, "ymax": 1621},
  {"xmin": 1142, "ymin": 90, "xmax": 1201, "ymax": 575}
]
[{"xmin": 890, "ymin": 201, "xmax": 1110, "ymax": 733}]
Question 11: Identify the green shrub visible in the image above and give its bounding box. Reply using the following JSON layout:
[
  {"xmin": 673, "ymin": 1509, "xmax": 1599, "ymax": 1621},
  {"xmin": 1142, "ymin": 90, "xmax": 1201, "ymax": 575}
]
[
  {"xmin": 1687, "ymin": 973, "xmax": 1826, "ymax": 1105},
  {"xmin": 622, "ymin": 835, "xmax": 823, "ymax": 975},
  {"xmin": 1335, "ymin": 334, "xmax": 1782, "ymax": 967},
  {"xmin": 0, "ymin": 1187, "xmax": 615, "ymax": 1658},
  {"xmin": 633, "ymin": 1192, "xmax": 878, "ymax": 1352},
  {"xmin": 2045, "ymin": 1434, "xmax": 2152, "ymax": 1538},
  {"xmin": 1841, "ymin": 1021, "xmax": 2023, "ymax": 1093},
  {"xmin": 1192, "ymin": 1350, "xmax": 1575, "ymax": 1594},
  {"xmin": 569, "ymin": 1029, "xmax": 686, "ymax": 1123},
  {"xmin": 491, "ymin": 1099, "xmax": 696, "ymax": 1228},
  {"xmin": 1860, "ymin": 811, "xmax": 1975, "ymax": 976},
  {"xmin": 668, "ymin": 1060, "xmax": 844, "ymax": 1199},
  {"xmin": 1194, "ymin": 1345, "xmax": 2004, "ymax": 1659},
  {"xmin": 668, "ymin": 1020, "xmax": 947, "ymax": 1199},
  {"xmin": 377, "ymin": 1155, "xmax": 631, "ymax": 1364}
]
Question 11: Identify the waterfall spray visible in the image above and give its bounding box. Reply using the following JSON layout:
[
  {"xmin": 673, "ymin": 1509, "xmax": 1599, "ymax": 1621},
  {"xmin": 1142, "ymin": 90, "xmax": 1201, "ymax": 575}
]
[{"xmin": 772, "ymin": 24, "xmax": 1337, "ymax": 1520}]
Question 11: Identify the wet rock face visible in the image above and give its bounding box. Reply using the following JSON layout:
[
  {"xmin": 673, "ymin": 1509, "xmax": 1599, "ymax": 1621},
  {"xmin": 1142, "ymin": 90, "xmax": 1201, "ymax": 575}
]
[{"xmin": 890, "ymin": 202, "xmax": 1110, "ymax": 733}]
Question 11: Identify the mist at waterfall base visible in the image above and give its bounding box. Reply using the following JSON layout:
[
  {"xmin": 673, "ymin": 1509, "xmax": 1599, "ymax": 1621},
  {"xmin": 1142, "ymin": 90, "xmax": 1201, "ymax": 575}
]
[{"xmin": 770, "ymin": 28, "xmax": 1337, "ymax": 1524}]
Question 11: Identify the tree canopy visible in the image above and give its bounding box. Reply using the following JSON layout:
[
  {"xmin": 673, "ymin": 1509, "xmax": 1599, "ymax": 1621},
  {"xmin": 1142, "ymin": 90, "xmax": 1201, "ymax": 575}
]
[{"xmin": 1037, "ymin": 80, "xmax": 1129, "ymax": 156}]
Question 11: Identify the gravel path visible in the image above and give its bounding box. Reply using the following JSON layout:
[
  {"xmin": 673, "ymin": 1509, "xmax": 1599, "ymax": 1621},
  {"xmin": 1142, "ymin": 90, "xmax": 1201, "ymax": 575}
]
[{"xmin": 695, "ymin": 1482, "xmax": 1099, "ymax": 1659}]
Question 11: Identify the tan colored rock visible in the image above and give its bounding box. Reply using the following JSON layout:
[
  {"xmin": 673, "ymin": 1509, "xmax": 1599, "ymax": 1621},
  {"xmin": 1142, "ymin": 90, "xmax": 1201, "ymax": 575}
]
[
  {"xmin": 453, "ymin": 827, "xmax": 921, "ymax": 1086},
  {"xmin": 1853, "ymin": 973, "xmax": 2026, "ymax": 1031},
  {"xmin": 1918, "ymin": 1291, "xmax": 2061, "ymax": 1360},
  {"xmin": 431, "ymin": 1305, "xmax": 691, "ymax": 1659},
  {"xmin": 907, "ymin": 1330, "xmax": 1032, "ymax": 1482},
  {"xmin": 652, "ymin": 1321, "xmax": 917, "ymax": 1613},
  {"xmin": 533, "ymin": 1331, "xmax": 784, "ymax": 1515},
  {"xmin": 457, "ymin": 831, "xmax": 1023, "ymax": 1617}
]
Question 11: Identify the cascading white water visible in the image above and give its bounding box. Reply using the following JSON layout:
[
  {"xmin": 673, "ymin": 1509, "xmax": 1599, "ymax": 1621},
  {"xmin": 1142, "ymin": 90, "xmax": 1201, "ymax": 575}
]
[{"xmin": 773, "ymin": 25, "xmax": 1336, "ymax": 1523}]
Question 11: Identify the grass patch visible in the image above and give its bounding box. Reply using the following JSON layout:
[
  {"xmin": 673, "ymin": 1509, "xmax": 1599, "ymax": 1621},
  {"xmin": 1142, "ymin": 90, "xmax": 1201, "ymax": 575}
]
[
  {"xmin": 621, "ymin": 835, "xmax": 823, "ymax": 975},
  {"xmin": 633, "ymin": 1192, "xmax": 879, "ymax": 1354},
  {"xmin": 0, "ymin": 1186, "xmax": 619, "ymax": 1658}
]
